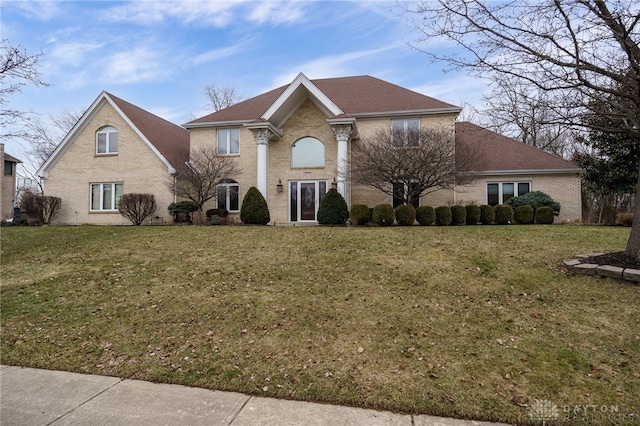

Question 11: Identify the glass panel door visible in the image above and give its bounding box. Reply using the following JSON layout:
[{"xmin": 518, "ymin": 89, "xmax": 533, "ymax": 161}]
[
  {"xmin": 289, "ymin": 181, "xmax": 328, "ymax": 222},
  {"xmin": 300, "ymin": 182, "xmax": 316, "ymax": 221}
]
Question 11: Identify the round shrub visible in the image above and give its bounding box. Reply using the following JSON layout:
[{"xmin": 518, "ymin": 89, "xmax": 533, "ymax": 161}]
[
  {"xmin": 415, "ymin": 206, "xmax": 435, "ymax": 226},
  {"xmin": 508, "ymin": 191, "xmax": 560, "ymax": 215},
  {"xmin": 535, "ymin": 206, "xmax": 555, "ymax": 224},
  {"xmin": 350, "ymin": 204, "xmax": 371, "ymax": 226},
  {"xmin": 435, "ymin": 206, "xmax": 452, "ymax": 226},
  {"xmin": 514, "ymin": 205, "xmax": 534, "ymax": 224},
  {"xmin": 465, "ymin": 205, "xmax": 481, "ymax": 225},
  {"xmin": 317, "ymin": 188, "xmax": 349, "ymax": 225},
  {"xmin": 240, "ymin": 186, "xmax": 270, "ymax": 225},
  {"xmin": 395, "ymin": 205, "xmax": 416, "ymax": 226},
  {"xmin": 372, "ymin": 204, "xmax": 395, "ymax": 226},
  {"xmin": 450, "ymin": 205, "xmax": 467, "ymax": 225},
  {"xmin": 479, "ymin": 205, "xmax": 495, "ymax": 225},
  {"xmin": 494, "ymin": 204, "xmax": 513, "ymax": 225}
]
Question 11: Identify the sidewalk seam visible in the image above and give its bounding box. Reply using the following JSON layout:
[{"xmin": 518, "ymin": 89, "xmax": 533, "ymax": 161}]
[
  {"xmin": 46, "ymin": 378, "xmax": 124, "ymax": 425},
  {"xmin": 227, "ymin": 394, "xmax": 252, "ymax": 425}
]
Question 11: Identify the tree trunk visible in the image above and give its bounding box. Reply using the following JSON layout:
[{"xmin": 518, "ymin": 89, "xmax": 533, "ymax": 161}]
[{"xmin": 624, "ymin": 163, "xmax": 640, "ymax": 261}]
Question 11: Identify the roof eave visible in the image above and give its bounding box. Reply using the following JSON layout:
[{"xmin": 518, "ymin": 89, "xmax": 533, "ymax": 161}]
[
  {"xmin": 184, "ymin": 120, "xmax": 249, "ymax": 129},
  {"xmin": 352, "ymin": 107, "xmax": 462, "ymax": 119},
  {"xmin": 461, "ymin": 168, "xmax": 583, "ymax": 176}
]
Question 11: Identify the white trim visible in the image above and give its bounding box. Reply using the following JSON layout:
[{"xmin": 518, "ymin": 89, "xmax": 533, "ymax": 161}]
[
  {"xmin": 464, "ymin": 169, "xmax": 582, "ymax": 176},
  {"xmin": 351, "ymin": 107, "xmax": 462, "ymax": 119},
  {"xmin": 184, "ymin": 119, "xmax": 248, "ymax": 129}
]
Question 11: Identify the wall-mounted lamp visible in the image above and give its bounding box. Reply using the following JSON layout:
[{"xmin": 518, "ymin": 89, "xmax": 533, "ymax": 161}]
[
  {"xmin": 276, "ymin": 179, "xmax": 283, "ymax": 192},
  {"xmin": 331, "ymin": 177, "xmax": 338, "ymax": 190}
]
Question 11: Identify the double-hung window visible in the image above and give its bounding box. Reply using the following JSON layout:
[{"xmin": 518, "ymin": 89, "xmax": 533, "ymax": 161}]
[
  {"xmin": 217, "ymin": 180, "xmax": 239, "ymax": 211},
  {"xmin": 487, "ymin": 182, "xmax": 530, "ymax": 205},
  {"xmin": 96, "ymin": 126, "xmax": 118, "ymax": 154},
  {"xmin": 217, "ymin": 128, "xmax": 240, "ymax": 155},
  {"xmin": 391, "ymin": 118, "xmax": 420, "ymax": 147},
  {"xmin": 91, "ymin": 183, "xmax": 123, "ymax": 211}
]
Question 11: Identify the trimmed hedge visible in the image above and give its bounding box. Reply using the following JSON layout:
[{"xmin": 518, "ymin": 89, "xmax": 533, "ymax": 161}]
[
  {"xmin": 435, "ymin": 206, "xmax": 452, "ymax": 226},
  {"xmin": 415, "ymin": 206, "xmax": 435, "ymax": 226},
  {"xmin": 395, "ymin": 205, "xmax": 416, "ymax": 226},
  {"xmin": 317, "ymin": 188, "xmax": 349, "ymax": 225},
  {"xmin": 479, "ymin": 205, "xmax": 495, "ymax": 225},
  {"xmin": 350, "ymin": 204, "xmax": 371, "ymax": 226},
  {"xmin": 508, "ymin": 191, "xmax": 560, "ymax": 215},
  {"xmin": 450, "ymin": 205, "xmax": 467, "ymax": 225},
  {"xmin": 494, "ymin": 204, "xmax": 513, "ymax": 225},
  {"xmin": 372, "ymin": 204, "xmax": 395, "ymax": 226},
  {"xmin": 535, "ymin": 206, "xmax": 555, "ymax": 224},
  {"xmin": 206, "ymin": 208, "xmax": 229, "ymax": 220},
  {"xmin": 240, "ymin": 187, "xmax": 270, "ymax": 225},
  {"xmin": 465, "ymin": 205, "xmax": 481, "ymax": 225},
  {"xmin": 514, "ymin": 205, "xmax": 534, "ymax": 224}
]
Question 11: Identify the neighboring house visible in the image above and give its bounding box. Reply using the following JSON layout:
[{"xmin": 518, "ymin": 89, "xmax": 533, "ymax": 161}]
[
  {"xmin": 0, "ymin": 143, "xmax": 22, "ymax": 220},
  {"xmin": 455, "ymin": 122, "xmax": 582, "ymax": 222},
  {"xmin": 186, "ymin": 73, "xmax": 582, "ymax": 223},
  {"xmin": 38, "ymin": 73, "xmax": 582, "ymax": 225},
  {"xmin": 38, "ymin": 92, "xmax": 190, "ymax": 225}
]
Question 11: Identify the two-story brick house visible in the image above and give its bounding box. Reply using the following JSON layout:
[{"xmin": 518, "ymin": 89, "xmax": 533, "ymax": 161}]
[{"xmin": 38, "ymin": 73, "xmax": 582, "ymax": 225}]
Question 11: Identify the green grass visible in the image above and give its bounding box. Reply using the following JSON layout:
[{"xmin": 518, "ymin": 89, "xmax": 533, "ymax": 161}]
[{"xmin": 1, "ymin": 225, "xmax": 638, "ymax": 424}]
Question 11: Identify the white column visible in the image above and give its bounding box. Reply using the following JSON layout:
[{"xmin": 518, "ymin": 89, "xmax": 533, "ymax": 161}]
[
  {"xmin": 332, "ymin": 124, "xmax": 352, "ymax": 200},
  {"xmin": 250, "ymin": 129, "xmax": 273, "ymax": 199}
]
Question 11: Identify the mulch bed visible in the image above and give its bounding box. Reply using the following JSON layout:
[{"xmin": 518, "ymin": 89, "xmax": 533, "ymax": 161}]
[{"xmin": 582, "ymin": 251, "xmax": 640, "ymax": 270}]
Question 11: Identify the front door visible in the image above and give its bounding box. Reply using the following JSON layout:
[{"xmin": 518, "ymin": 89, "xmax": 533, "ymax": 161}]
[{"xmin": 290, "ymin": 181, "xmax": 327, "ymax": 222}]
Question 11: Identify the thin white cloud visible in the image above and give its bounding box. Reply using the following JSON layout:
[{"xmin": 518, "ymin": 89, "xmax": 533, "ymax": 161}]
[
  {"xmin": 191, "ymin": 38, "xmax": 255, "ymax": 66},
  {"xmin": 12, "ymin": 0, "xmax": 64, "ymax": 20},
  {"xmin": 247, "ymin": 1, "xmax": 306, "ymax": 25},
  {"xmin": 412, "ymin": 74, "xmax": 487, "ymax": 109},
  {"xmin": 49, "ymin": 41, "xmax": 105, "ymax": 66},
  {"xmin": 102, "ymin": 47, "xmax": 167, "ymax": 85}
]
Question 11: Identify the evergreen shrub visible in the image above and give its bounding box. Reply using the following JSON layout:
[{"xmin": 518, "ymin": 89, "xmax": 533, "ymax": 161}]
[
  {"xmin": 535, "ymin": 206, "xmax": 555, "ymax": 224},
  {"xmin": 435, "ymin": 206, "xmax": 452, "ymax": 226},
  {"xmin": 415, "ymin": 206, "xmax": 435, "ymax": 226},
  {"xmin": 494, "ymin": 204, "xmax": 513, "ymax": 225},
  {"xmin": 465, "ymin": 205, "xmax": 481, "ymax": 225},
  {"xmin": 450, "ymin": 205, "xmax": 467, "ymax": 225},
  {"xmin": 317, "ymin": 188, "xmax": 349, "ymax": 225},
  {"xmin": 372, "ymin": 204, "xmax": 395, "ymax": 226},
  {"xmin": 508, "ymin": 191, "xmax": 561, "ymax": 215},
  {"xmin": 514, "ymin": 205, "xmax": 534, "ymax": 224},
  {"xmin": 395, "ymin": 205, "xmax": 416, "ymax": 226},
  {"xmin": 350, "ymin": 204, "xmax": 371, "ymax": 226},
  {"xmin": 479, "ymin": 205, "xmax": 495, "ymax": 224},
  {"xmin": 240, "ymin": 187, "xmax": 270, "ymax": 225}
]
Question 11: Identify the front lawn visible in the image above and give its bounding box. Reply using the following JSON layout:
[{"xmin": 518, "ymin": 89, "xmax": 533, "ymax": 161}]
[{"xmin": 1, "ymin": 225, "xmax": 638, "ymax": 424}]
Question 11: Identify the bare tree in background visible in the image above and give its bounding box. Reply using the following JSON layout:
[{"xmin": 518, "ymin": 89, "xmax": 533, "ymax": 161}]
[
  {"xmin": 480, "ymin": 79, "xmax": 573, "ymax": 158},
  {"xmin": 0, "ymin": 39, "xmax": 49, "ymax": 139},
  {"xmin": 168, "ymin": 146, "xmax": 242, "ymax": 224},
  {"xmin": 351, "ymin": 127, "xmax": 479, "ymax": 207},
  {"xmin": 204, "ymin": 83, "xmax": 244, "ymax": 112},
  {"xmin": 402, "ymin": 0, "xmax": 640, "ymax": 260}
]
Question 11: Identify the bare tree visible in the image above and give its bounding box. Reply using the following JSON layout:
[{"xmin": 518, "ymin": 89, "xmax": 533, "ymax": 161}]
[
  {"xmin": 351, "ymin": 127, "xmax": 478, "ymax": 207},
  {"xmin": 480, "ymin": 79, "xmax": 573, "ymax": 158},
  {"xmin": 403, "ymin": 0, "xmax": 640, "ymax": 261},
  {"xmin": 0, "ymin": 39, "xmax": 49, "ymax": 139},
  {"xmin": 169, "ymin": 146, "xmax": 242, "ymax": 223},
  {"xmin": 204, "ymin": 83, "xmax": 244, "ymax": 112},
  {"xmin": 118, "ymin": 193, "xmax": 157, "ymax": 225}
]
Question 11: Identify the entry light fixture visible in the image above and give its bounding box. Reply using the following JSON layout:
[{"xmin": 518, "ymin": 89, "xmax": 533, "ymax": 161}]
[
  {"xmin": 277, "ymin": 179, "xmax": 283, "ymax": 192},
  {"xmin": 331, "ymin": 177, "xmax": 338, "ymax": 190}
]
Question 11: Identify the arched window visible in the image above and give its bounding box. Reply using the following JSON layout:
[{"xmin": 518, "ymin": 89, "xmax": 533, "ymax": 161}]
[
  {"xmin": 291, "ymin": 137, "xmax": 324, "ymax": 167},
  {"xmin": 96, "ymin": 126, "xmax": 118, "ymax": 154},
  {"xmin": 217, "ymin": 179, "xmax": 239, "ymax": 212}
]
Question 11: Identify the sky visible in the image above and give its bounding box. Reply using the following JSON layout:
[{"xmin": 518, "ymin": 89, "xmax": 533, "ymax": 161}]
[{"xmin": 2, "ymin": 0, "xmax": 488, "ymax": 165}]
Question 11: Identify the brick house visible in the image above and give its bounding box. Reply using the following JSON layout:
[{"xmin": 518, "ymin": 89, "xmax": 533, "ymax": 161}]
[
  {"xmin": 1, "ymin": 143, "xmax": 22, "ymax": 220},
  {"xmin": 39, "ymin": 73, "xmax": 581, "ymax": 225},
  {"xmin": 38, "ymin": 91, "xmax": 189, "ymax": 225}
]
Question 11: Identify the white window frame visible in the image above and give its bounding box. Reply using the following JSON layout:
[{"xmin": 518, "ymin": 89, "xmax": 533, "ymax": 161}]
[
  {"xmin": 391, "ymin": 118, "xmax": 420, "ymax": 147},
  {"xmin": 217, "ymin": 181, "xmax": 240, "ymax": 212},
  {"xmin": 96, "ymin": 126, "xmax": 118, "ymax": 154},
  {"xmin": 217, "ymin": 128, "xmax": 240, "ymax": 155},
  {"xmin": 90, "ymin": 182, "xmax": 123, "ymax": 211},
  {"xmin": 487, "ymin": 181, "xmax": 531, "ymax": 205}
]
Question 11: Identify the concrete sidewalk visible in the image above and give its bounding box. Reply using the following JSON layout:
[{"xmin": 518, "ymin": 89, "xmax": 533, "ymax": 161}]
[{"xmin": 1, "ymin": 365, "xmax": 508, "ymax": 425}]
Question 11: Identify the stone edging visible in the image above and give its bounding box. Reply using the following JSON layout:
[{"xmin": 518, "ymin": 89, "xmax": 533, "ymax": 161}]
[{"xmin": 564, "ymin": 254, "xmax": 640, "ymax": 284}]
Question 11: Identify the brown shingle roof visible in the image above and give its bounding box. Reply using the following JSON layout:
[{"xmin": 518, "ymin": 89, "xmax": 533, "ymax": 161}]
[
  {"xmin": 107, "ymin": 92, "xmax": 190, "ymax": 168},
  {"xmin": 187, "ymin": 75, "xmax": 458, "ymax": 125},
  {"xmin": 455, "ymin": 121, "xmax": 581, "ymax": 173}
]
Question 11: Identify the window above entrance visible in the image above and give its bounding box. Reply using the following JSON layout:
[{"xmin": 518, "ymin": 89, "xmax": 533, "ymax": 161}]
[{"xmin": 291, "ymin": 137, "xmax": 324, "ymax": 167}]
